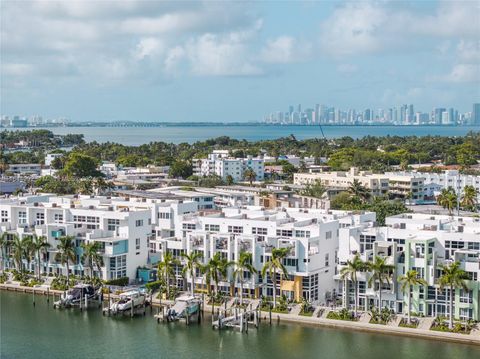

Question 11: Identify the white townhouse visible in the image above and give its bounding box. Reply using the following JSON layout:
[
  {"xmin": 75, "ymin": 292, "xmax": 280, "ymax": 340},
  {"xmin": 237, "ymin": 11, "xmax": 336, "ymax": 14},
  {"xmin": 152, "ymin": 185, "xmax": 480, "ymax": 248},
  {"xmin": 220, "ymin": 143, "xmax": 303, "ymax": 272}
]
[
  {"xmin": 337, "ymin": 213, "xmax": 480, "ymax": 321},
  {"xmin": 151, "ymin": 206, "xmax": 375, "ymax": 304},
  {"xmin": 0, "ymin": 195, "xmax": 153, "ymax": 281}
]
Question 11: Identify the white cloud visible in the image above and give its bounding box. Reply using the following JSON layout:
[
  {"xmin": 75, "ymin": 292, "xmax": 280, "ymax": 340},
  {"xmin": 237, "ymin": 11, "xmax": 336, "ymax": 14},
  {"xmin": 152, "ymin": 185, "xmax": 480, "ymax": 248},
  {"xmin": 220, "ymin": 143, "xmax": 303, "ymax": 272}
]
[
  {"xmin": 184, "ymin": 32, "xmax": 262, "ymax": 76},
  {"xmin": 319, "ymin": 1, "xmax": 480, "ymax": 57},
  {"xmin": 260, "ymin": 36, "xmax": 311, "ymax": 64},
  {"xmin": 439, "ymin": 64, "xmax": 480, "ymax": 83}
]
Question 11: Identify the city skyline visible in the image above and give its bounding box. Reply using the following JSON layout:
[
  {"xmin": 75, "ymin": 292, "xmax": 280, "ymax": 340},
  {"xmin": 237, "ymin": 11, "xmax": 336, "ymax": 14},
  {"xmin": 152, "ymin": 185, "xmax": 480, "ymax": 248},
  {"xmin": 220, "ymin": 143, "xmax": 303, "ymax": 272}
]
[{"xmin": 1, "ymin": 1, "xmax": 479, "ymax": 122}]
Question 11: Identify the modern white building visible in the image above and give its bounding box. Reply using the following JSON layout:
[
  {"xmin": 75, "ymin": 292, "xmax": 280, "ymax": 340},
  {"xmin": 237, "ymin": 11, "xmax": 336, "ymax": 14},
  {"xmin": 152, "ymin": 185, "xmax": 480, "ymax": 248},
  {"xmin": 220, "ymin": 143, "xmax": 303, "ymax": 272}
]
[
  {"xmin": 151, "ymin": 206, "xmax": 376, "ymax": 303},
  {"xmin": 45, "ymin": 153, "xmax": 63, "ymax": 167},
  {"xmin": 336, "ymin": 213, "xmax": 480, "ymax": 321},
  {"xmin": 0, "ymin": 193, "xmax": 201, "ymax": 282},
  {"xmin": 193, "ymin": 150, "xmax": 264, "ymax": 182}
]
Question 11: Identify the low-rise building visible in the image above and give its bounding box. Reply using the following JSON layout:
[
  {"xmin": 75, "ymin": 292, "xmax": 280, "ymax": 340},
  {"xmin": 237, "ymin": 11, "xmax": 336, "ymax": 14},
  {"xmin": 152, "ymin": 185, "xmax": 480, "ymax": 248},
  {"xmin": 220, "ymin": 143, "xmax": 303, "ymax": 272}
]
[
  {"xmin": 336, "ymin": 213, "xmax": 480, "ymax": 321},
  {"xmin": 8, "ymin": 164, "xmax": 42, "ymax": 175},
  {"xmin": 193, "ymin": 150, "xmax": 264, "ymax": 182}
]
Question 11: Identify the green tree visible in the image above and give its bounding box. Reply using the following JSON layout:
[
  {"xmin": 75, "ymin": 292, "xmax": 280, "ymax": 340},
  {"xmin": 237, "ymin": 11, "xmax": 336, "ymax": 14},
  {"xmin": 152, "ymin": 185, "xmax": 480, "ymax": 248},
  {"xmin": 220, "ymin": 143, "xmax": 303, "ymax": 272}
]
[
  {"xmin": 437, "ymin": 187, "xmax": 457, "ymax": 216},
  {"xmin": 232, "ymin": 252, "xmax": 257, "ymax": 305},
  {"xmin": 0, "ymin": 233, "xmax": 12, "ymax": 271},
  {"xmin": 301, "ymin": 180, "xmax": 327, "ymax": 198},
  {"xmin": 206, "ymin": 253, "xmax": 234, "ymax": 297},
  {"xmin": 31, "ymin": 235, "xmax": 51, "ymax": 279},
  {"xmin": 348, "ymin": 179, "xmax": 370, "ymax": 203},
  {"xmin": 55, "ymin": 236, "xmax": 77, "ymax": 287},
  {"xmin": 461, "ymin": 185, "xmax": 478, "ymax": 212},
  {"xmin": 261, "ymin": 247, "xmax": 290, "ymax": 308},
  {"xmin": 11, "ymin": 235, "xmax": 32, "ymax": 273},
  {"xmin": 243, "ymin": 168, "xmax": 257, "ymax": 185},
  {"xmin": 76, "ymin": 178, "xmax": 94, "ymax": 195},
  {"xmin": 168, "ymin": 161, "xmax": 193, "ymax": 179},
  {"xmin": 226, "ymin": 175, "xmax": 234, "ymax": 185},
  {"xmin": 340, "ymin": 254, "xmax": 365, "ymax": 316},
  {"xmin": 439, "ymin": 262, "xmax": 468, "ymax": 329},
  {"xmin": 63, "ymin": 153, "xmax": 102, "ymax": 178},
  {"xmin": 367, "ymin": 256, "xmax": 394, "ymax": 310},
  {"xmin": 181, "ymin": 252, "xmax": 203, "ymax": 296},
  {"xmin": 81, "ymin": 242, "xmax": 104, "ymax": 278},
  {"xmin": 398, "ymin": 270, "xmax": 427, "ymax": 324},
  {"xmin": 157, "ymin": 251, "xmax": 179, "ymax": 299}
]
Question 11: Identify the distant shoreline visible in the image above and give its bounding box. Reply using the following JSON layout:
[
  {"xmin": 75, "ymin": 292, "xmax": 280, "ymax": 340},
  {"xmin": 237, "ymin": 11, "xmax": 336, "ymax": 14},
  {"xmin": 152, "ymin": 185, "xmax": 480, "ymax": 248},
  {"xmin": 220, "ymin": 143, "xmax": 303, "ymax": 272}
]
[{"xmin": 2, "ymin": 123, "xmax": 477, "ymax": 129}]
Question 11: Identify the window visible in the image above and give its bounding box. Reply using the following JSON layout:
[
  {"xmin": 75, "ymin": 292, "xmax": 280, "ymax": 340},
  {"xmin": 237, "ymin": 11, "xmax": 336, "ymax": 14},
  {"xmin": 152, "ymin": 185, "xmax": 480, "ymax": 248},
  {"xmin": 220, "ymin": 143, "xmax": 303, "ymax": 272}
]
[
  {"xmin": 276, "ymin": 229, "xmax": 292, "ymax": 237},
  {"xmin": 295, "ymin": 230, "xmax": 310, "ymax": 238},
  {"xmin": 135, "ymin": 238, "xmax": 140, "ymax": 250},
  {"xmin": 325, "ymin": 231, "xmax": 332, "ymax": 239},
  {"xmin": 135, "ymin": 219, "xmax": 144, "ymax": 227},
  {"xmin": 1, "ymin": 210, "xmax": 8, "ymax": 222},
  {"xmin": 205, "ymin": 224, "xmax": 220, "ymax": 232},
  {"xmin": 228, "ymin": 226, "xmax": 243, "ymax": 234},
  {"xmin": 325, "ymin": 253, "xmax": 329, "ymax": 267},
  {"xmin": 459, "ymin": 289, "xmax": 473, "ymax": 304},
  {"xmin": 158, "ymin": 212, "xmax": 170, "ymax": 219},
  {"xmin": 182, "ymin": 223, "xmax": 196, "ymax": 230},
  {"xmin": 54, "ymin": 213, "xmax": 63, "ymax": 223},
  {"xmin": 35, "ymin": 212, "xmax": 45, "ymax": 225},
  {"xmin": 107, "ymin": 219, "xmax": 120, "ymax": 231},
  {"xmin": 252, "ymin": 227, "xmax": 268, "ymax": 235},
  {"xmin": 18, "ymin": 211, "xmax": 27, "ymax": 224},
  {"xmin": 109, "ymin": 255, "xmax": 127, "ymax": 279}
]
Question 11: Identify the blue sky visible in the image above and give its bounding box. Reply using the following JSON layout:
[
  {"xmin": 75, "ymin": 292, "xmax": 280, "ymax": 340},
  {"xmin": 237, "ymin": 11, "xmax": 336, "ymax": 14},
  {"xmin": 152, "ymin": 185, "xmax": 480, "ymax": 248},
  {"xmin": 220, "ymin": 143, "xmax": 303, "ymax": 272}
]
[{"xmin": 1, "ymin": 0, "xmax": 479, "ymax": 122}]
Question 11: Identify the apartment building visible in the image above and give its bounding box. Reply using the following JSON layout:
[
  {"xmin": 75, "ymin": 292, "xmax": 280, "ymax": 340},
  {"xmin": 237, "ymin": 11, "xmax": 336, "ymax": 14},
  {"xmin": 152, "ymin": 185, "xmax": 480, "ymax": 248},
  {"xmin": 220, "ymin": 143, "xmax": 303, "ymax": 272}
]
[
  {"xmin": 0, "ymin": 195, "xmax": 153, "ymax": 281},
  {"xmin": 193, "ymin": 150, "xmax": 264, "ymax": 182},
  {"xmin": 152, "ymin": 206, "xmax": 376, "ymax": 303},
  {"xmin": 294, "ymin": 168, "xmax": 389, "ymax": 197},
  {"xmin": 386, "ymin": 170, "xmax": 480, "ymax": 203},
  {"xmin": 7, "ymin": 164, "xmax": 42, "ymax": 175},
  {"xmin": 294, "ymin": 167, "xmax": 426, "ymax": 203},
  {"xmin": 337, "ymin": 213, "xmax": 480, "ymax": 321}
]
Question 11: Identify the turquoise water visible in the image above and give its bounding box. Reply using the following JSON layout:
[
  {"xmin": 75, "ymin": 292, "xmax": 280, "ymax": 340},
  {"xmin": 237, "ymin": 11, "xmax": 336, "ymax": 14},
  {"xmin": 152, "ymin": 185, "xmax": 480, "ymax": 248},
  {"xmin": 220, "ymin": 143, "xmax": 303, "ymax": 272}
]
[
  {"xmin": 1, "ymin": 291, "xmax": 478, "ymax": 359},
  {"xmin": 4, "ymin": 125, "xmax": 477, "ymax": 145}
]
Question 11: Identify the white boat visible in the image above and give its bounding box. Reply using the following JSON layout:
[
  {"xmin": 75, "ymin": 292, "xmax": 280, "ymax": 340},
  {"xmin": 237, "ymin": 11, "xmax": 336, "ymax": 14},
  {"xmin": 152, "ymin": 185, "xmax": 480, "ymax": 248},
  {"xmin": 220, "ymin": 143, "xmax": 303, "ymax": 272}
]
[
  {"xmin": 108, "ymin": 289, "xmax": 146, "ymax": 314},
  {"xmin": 165, "ymin": 295, "xmax": 201, "ymax": 321},
  {"xmin": 54, "ymin": 284, "xmax": 102, "ymax": 308}
]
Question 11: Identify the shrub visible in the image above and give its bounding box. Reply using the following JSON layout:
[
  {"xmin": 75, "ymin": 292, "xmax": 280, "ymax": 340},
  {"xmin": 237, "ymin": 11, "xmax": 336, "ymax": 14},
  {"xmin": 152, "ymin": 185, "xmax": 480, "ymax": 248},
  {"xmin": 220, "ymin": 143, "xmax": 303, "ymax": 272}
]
[
  {"xmin": 327, "ymin": 308, "xmax": 356, "ymax": 321},
  {"xmin": 105, "ymin": 277, "xmax": 129, "ymax": 286},
  {"xmin": 145, "ymin": 280, "xmax": 163, "ymax": 292}
]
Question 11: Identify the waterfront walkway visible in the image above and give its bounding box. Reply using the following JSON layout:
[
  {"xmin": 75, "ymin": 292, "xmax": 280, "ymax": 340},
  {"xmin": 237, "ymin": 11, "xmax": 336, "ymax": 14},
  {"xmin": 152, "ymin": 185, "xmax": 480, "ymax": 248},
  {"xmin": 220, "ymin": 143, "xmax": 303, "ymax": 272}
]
[{"xmin": 1, "ymin": 283, "xmax": 479, "ymax": 346}]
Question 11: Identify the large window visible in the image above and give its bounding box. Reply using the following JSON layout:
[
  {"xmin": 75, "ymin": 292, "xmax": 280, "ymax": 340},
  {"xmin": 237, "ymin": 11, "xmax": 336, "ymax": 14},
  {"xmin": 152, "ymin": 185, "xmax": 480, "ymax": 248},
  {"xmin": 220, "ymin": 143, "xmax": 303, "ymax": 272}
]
[
  {"xmin": 205, "ymin": 224, "xmax": 220, "ymax": 232},
  {"xmin": 228, "ymin": 226, "xmax": 243, "ymax": 234},
  {"xmin": 107, "ymin": 219, "xmax": 120, "ymax": 231},
  {"xmin": 109, "ymin": 255, "xmax": 126, "ymax": 279},
  {"xmin": 18, "ymin": 211, "xmax": 27, "ymax": 224}
]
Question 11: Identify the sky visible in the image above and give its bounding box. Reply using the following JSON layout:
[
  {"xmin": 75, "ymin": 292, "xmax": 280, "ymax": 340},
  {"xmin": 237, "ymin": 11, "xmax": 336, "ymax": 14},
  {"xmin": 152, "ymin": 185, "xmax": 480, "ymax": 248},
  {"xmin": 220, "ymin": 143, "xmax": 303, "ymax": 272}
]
[{"xmin": 1, "ymin": 0, "xmax": 479, "ymax": 122}]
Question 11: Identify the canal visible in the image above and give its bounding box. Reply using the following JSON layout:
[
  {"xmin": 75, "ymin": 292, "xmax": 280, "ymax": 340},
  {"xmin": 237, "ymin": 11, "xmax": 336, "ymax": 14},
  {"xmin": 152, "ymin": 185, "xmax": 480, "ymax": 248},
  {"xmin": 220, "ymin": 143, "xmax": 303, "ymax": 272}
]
[{"xmin": 1, "ymin": 291, "xmax": 478, "ymax": 358}]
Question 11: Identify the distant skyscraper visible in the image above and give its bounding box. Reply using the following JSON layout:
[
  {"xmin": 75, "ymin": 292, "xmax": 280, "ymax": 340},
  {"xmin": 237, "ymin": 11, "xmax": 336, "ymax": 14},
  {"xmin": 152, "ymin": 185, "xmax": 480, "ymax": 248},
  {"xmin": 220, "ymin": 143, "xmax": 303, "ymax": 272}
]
[
  {"xmin": 473, "ymin": 103, "xmax": 480, "ymax": 125},
  {"xmin": 434, "ymin": 108, "xmax": 446, "ymax": 124}
]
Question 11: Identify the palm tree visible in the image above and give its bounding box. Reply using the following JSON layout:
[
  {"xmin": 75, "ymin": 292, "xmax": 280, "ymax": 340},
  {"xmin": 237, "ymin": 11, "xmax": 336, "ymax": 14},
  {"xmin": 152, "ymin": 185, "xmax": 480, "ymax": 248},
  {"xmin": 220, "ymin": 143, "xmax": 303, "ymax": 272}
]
[
  {"xmin": 340, "ymin": 254, "xmax": 365, "ymax": 316},
  {"xmin": 81, "ymin": 241, "xmax": 103, "ymax": 278},
  {"xmin": 439, "ymin": 262, "xmax": 468, "ymax": 329},
  {"xmin": 398, "ymin": 270, "xmax": 427, "ymax": 324},
  {"xmin": 436, "ymin": 187, "xmax": 457, "ymax": 216},
  {"xmin": 367, "ymin": 256, "xmax": 394, "ymax": 310},
  {"xmin": 77, "ymin": 178, "xmax": 94, "ymax": 195},
  {"xmin": 243, "ymin": 168, "xmax": 257, "ymax": 185},
  {"xmin": 181, "ymin": 252, "xmax": 203, "ymax": 296},
  {"xmin": 233, "ymin": 252, "xmax": 257, "ymax": 305},
  {"xmin": 0, "ymin": 232, "xmax": 12, "ymax": 271},
  {"xmin": 55, "ymin": 236, "xmax": 77, "ymax": 287},
  {"xmin": 11, "ymin": 235, "xmax": 32, "ymax": 273},
  {"xmin": 206, "ymin": 252, "xmax": 234, "ymax": 298},
  {"xmin": 31, "ymin": 235, "xmax": 51, "ymax": 279},
  {"xmin": 348, "ymin": 179, "xmax": 370, "ymax": 203},
  {"xmin": 157, "ymin": 251, "xmax": 178, "ymax": 299},
  {"xmin": 261, "ymin": 247, "xmax": 290, "ymax": 308},
  {"xmin": 461, "ymin": 185, "xmax": 478, "ymax": 212}
]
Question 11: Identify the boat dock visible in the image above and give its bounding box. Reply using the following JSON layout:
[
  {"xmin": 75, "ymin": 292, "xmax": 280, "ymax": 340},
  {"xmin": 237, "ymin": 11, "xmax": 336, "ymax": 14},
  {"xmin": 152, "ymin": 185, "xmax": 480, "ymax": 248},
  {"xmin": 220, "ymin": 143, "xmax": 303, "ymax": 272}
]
[{"xmin": 212, "ymin": 300, "xmax": 261, "ymax": 333}]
